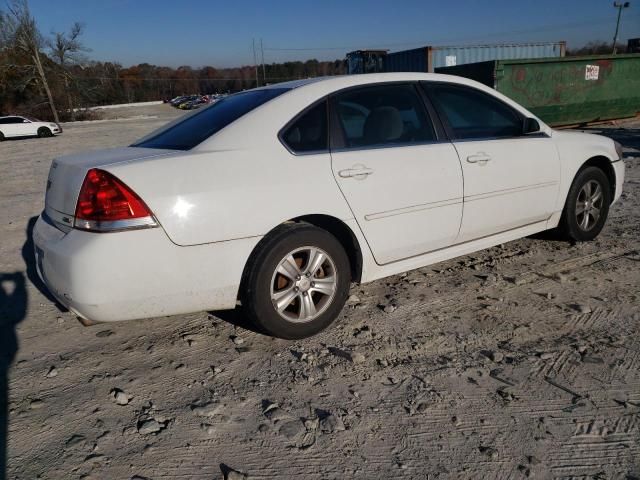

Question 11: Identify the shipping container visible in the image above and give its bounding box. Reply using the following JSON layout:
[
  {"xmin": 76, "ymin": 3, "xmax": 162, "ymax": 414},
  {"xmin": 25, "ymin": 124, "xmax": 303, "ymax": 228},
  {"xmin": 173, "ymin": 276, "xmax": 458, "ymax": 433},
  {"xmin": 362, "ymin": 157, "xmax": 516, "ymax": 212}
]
[
  {"xmin": 435, "ymin": 54, "xmax": 640, "ymax": 126},
  {"xmin": 346, "ymin": 41, "xmax": 565, "ymax": 74},
  {"xmin": 383, "ymin": 42, "xmax": 565, "ymax": 73},
  {"xmin": 346, "ymin": 50, "xmax": 388, "ymax": 75}
]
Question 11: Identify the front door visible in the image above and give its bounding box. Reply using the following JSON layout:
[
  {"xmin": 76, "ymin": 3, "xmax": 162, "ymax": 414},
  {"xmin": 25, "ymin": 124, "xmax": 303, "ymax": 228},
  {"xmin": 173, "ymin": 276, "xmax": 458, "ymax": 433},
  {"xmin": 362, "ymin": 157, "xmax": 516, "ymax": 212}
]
[
  {"xmin": 425, "ymin": 82, "xmax": 560, "ymax": 242},
  {"xmin": 330, "ymin": 83, "xmax": 464, "ymax": 265}
]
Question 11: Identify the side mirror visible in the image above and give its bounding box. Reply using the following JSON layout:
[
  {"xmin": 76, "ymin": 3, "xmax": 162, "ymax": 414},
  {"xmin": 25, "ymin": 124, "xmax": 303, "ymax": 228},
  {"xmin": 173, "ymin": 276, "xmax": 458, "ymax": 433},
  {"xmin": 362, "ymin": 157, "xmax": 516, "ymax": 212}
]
[{"xmin": 523, "ymin": 117, "xmax": 540, "ymax": 134}]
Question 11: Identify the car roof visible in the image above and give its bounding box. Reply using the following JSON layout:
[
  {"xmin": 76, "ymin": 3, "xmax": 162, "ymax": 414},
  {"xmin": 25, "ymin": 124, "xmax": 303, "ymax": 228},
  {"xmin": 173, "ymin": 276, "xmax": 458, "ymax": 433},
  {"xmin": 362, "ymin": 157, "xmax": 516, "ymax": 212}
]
[
  {"xmin": 197, "ymin": 72, "xmax": 550, "ymax": 151},
  {"xmin": 258, "ymin": 72, "xmax": 461, "ymax": 92}
]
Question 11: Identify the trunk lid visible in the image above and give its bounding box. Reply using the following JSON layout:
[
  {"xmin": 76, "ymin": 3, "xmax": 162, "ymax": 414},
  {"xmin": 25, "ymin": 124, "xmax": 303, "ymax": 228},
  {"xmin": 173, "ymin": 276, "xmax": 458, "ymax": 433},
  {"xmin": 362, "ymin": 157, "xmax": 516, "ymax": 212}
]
[{"xmin": 44, "ymin": 147, "xmax": 174, "ymax": 230}]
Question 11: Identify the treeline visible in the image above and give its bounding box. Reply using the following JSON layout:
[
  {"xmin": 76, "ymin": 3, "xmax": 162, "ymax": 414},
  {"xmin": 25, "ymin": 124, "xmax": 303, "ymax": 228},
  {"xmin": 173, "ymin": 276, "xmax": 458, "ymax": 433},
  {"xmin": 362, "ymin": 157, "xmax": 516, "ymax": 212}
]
[
  {"xmin": 0, "ymin": 0, "xmax": 345, "ymax": 122},
  {"xmin": 566, "ymin": 40, "xmax": 630, "ymax": 56},
  {"xmin": 67, "ymin": 59, "xmax": 346, "ymax": 106}
]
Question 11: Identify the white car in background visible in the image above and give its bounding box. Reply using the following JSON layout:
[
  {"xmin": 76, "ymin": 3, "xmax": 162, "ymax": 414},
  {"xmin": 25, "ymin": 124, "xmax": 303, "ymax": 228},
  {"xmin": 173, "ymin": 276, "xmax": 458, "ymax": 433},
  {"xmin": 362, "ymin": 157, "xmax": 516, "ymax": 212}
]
[
  {"xmin": 0, "ymin": 115, "xmax": 62, "ymax": 140},
  {"xmin": 33, "ymin": 73, "xmax": 625, "ymax": 339}
]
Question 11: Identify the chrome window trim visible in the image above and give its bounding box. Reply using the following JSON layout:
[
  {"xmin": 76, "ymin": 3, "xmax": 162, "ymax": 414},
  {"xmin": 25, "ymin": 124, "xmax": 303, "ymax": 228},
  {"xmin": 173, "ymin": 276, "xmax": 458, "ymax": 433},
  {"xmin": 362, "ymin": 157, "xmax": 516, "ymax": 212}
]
[
  {"xmin": 330, "ymin": 138, "xmax": 451, "ymax": 154},
  {"xmin": 451, "ymin": 132, "xmax": 551, "ymax": 143}
]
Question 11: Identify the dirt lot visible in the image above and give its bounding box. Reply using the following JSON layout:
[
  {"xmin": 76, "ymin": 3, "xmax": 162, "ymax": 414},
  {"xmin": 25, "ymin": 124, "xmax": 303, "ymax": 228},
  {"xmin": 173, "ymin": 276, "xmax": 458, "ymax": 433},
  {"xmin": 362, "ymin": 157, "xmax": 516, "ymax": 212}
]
[{"xmin": 1, "ymin": 109, "xmax": 639, "ymax": 480}]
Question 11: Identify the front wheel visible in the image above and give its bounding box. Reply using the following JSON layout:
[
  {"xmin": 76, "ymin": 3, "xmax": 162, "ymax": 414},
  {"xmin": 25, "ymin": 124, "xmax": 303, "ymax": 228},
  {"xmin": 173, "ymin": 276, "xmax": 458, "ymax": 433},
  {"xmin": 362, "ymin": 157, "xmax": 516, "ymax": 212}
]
[
  {"xmin": 37, "ymin": 127, "xmax": 53, "ymax": 138},
  {"xmin": 0, "ymin": 131, "xmax": 4, "ymax": 141},
  {"xmin": 557, "ymin": 166, "xmax": 611, "ymax": 242},
  {"xmin": 241, "ymin": 224, "xmax": 351, "ymax": 339}
]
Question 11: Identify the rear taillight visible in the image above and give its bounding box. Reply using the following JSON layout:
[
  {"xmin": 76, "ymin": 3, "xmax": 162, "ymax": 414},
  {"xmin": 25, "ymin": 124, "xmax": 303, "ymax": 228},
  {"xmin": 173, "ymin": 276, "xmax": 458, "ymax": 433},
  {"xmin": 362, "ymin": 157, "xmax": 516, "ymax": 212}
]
[{"xmin": 74, "ymin": 168, "xmax": 157, "ymax": 232}]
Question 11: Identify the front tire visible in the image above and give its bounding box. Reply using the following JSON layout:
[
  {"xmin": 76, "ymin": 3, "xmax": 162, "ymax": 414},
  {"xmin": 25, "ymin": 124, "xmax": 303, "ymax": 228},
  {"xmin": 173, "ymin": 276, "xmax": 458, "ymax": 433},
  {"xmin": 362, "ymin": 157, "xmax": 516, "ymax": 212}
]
[
  {"xmin": 0, "ymin": 131, "xmax": 4, "ymax": 141},
  {"xmin": 37, "ymin": 127, "xmax": 52, "ymax": 138},
  {"xmin": 241, "ymin": 224, "xmax": 351, "ymax": 339},
  {"xmin": 557, "ymin": 166, "xmax": 611, "ymax": 242}
]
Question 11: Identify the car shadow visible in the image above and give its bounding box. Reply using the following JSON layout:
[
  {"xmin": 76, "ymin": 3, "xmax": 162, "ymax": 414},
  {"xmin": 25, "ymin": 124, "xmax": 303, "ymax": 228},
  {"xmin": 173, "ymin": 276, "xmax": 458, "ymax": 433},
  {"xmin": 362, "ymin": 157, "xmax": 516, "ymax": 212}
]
[
  {"xmin": 23, "ymin": 217, "xmax": 66, "ymax": 311},
  {"xmin": 0, "ymin": 136, "xmax": 54, "ymax": 142},
  {"xmin": 210, "ymin": 308, "xmax": 267, "ymax": 335}
]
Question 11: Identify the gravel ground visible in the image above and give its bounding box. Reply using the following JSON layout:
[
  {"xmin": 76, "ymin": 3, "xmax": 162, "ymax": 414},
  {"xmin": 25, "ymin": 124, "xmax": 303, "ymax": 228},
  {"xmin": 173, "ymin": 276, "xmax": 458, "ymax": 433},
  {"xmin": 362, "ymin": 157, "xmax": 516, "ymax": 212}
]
[{"xmin": 1, "ymin": 108, "xmax": 639, "ymax": 480}]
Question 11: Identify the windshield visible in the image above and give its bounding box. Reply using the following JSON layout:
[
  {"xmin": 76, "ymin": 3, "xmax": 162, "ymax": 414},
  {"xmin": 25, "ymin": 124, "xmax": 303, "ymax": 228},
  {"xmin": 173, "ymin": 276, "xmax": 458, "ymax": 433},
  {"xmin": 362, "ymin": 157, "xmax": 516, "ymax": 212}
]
[{"xmin": 133, "ymin": 88, "xmax": 289, "ymax": 150}]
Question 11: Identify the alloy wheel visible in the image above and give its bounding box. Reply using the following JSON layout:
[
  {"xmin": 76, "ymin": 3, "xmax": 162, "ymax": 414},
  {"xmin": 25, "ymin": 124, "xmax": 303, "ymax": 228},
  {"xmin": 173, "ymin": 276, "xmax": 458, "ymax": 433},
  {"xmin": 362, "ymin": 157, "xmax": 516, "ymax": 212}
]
[
  {"xmin": 270, "ymin": 246, "xmax": 338, "ymax": 323},
  {"xmin": 575, "ymin": 179, "xmax": 604, "ymax": 231}
]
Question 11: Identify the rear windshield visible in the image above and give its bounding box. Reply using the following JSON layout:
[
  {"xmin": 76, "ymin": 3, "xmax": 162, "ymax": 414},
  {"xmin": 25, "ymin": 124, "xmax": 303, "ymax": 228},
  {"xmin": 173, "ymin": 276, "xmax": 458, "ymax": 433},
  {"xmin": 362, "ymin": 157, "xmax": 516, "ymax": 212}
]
[{"xmin": 133, "ymin": 88, "xmax": 289, "ymax": 150}]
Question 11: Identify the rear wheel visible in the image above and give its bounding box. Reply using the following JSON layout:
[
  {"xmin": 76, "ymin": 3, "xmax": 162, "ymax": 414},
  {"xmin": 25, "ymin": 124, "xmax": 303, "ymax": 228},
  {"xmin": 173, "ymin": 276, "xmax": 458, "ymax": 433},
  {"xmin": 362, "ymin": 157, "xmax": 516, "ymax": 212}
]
[
  {"xmin": 37, "ymin": 127, "xmax": 53, "ymax": 138},
  {"xmin": 241, "ymin": 224, "xmax": 350, "ymax": 339},
  {"xmin": 0, "ymin": 131, "xmax": 4, "ymax": 141},
  {"xmin": 557, "ymin": 166, "xmax": 611, "ymax": 241}
]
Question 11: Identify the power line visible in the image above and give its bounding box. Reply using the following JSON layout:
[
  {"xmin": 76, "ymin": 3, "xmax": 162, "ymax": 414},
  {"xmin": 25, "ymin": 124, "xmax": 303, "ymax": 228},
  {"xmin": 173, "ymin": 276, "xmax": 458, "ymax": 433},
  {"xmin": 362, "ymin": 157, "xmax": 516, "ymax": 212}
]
[{"xmin": 264, "ymin": 14, "xmax": 640, "ymax": 51}]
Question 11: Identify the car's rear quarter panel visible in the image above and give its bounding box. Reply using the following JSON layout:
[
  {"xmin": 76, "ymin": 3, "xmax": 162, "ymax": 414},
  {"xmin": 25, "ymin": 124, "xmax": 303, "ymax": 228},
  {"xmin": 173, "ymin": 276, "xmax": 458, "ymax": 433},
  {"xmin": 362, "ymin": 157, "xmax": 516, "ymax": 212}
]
[{"xmin": 106, "ymin": 146, "xmax": 354, "ymax": 247}]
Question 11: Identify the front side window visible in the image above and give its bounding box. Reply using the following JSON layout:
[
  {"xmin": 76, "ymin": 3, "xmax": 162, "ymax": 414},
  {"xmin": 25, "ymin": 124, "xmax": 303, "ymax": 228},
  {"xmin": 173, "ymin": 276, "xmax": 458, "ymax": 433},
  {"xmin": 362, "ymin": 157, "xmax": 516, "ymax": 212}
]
[
  {"xmin": 133, "ymin": 88, "xmax": 289, "ymax": 150},
  {"xmin": 427, "ymin": 84, "xmax": 523, "ymax": 140},
  {"xmin": 281, "ymin": 100, "xmax": 328, "ymax": 153},
  {"xmin": 334, "ymin": 84, "xmax": 436, "ymax": 149}
]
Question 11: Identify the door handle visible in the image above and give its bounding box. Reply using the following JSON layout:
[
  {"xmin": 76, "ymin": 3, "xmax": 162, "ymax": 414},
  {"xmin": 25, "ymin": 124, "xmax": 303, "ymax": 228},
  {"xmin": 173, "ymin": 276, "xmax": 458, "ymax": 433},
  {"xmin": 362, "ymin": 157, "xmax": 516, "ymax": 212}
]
[
  {"xmin": 467, "ymin": 153, "xmax": 492, "ymax": 165},
  {"xmin": 338, "ymin": 165, "xmax": 374, "ymax": 179}
]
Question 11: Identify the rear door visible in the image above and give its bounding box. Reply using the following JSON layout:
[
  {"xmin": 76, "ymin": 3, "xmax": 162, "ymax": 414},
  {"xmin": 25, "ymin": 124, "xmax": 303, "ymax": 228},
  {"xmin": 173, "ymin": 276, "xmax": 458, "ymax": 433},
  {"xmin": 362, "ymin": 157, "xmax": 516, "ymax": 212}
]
[
  {"xmin": 424, "ymin": 82, "xmax": 560, "ymax": 242},
  {"xmin": 21, "ymin": 118, "xmax": 39, "ymax": 136},
  {"xmin": 329, "ymin": 83, "xmax": 464, "ymax": 265}
]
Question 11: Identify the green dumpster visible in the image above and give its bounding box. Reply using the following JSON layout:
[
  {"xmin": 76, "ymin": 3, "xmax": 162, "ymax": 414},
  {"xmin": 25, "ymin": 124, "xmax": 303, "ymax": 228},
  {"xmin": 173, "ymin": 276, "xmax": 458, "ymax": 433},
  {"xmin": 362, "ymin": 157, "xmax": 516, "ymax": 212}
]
[{"xmin": 435, "ymin": 54, "xmax": 640, "ymax": 126}]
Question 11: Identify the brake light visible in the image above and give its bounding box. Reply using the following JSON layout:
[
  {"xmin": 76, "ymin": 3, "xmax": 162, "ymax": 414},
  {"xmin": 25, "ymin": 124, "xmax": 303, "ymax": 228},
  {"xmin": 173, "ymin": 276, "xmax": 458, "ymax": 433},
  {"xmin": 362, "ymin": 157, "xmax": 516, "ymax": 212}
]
[{"xmin": 74, "ymin": 169, "xmax": 157, "ymax": 232}]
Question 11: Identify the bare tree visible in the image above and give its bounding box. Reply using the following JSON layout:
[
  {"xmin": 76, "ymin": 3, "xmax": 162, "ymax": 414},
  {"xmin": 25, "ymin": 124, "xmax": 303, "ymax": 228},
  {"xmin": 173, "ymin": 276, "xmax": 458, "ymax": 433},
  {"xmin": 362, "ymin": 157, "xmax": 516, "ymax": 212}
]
[
  {"xmin": 49, "ymin": 22, "xmax": 88, "ymax": 120},
  {"xmin": 2, "ymin": 0, "xmax": 59, "ymax": 123}
]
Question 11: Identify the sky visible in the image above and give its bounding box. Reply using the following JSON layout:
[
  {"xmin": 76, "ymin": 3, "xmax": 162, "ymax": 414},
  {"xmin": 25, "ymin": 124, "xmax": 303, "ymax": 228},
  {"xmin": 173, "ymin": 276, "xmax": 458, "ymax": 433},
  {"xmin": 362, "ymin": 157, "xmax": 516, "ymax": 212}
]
[{"xmin": 26, "ymin": 0, "xmax": 640, "ymax": 68}]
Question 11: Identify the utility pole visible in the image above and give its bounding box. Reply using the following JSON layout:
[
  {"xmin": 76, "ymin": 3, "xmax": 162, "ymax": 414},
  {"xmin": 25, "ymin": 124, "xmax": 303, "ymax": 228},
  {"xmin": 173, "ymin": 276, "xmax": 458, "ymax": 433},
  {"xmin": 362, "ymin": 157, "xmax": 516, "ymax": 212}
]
[
  {"xmin": 252, "ymin": 38, "xmax": 259, "ymax": 87},
  {"xmin": 260, "ymin": 38, "xmax": 266, "ymax": 85},
  {"xmin": 612, "ymin": 1, "xmax": 630, "ymax": 54}
]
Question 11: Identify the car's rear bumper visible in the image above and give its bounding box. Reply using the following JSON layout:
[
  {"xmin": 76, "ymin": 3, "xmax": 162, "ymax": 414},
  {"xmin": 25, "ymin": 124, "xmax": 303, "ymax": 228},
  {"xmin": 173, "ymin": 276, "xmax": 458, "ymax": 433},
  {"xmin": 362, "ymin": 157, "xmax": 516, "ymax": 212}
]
[{"xmin": 32, "ymin": 214, "xmax": 260, "ymax": 322}]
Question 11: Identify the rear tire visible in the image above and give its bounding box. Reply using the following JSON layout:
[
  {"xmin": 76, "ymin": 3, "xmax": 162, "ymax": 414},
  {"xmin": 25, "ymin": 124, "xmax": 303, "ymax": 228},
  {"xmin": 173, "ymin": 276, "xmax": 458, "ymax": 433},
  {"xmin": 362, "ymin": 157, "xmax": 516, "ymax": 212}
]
[
  {"xmin": 241, "ymin": 224, "xmax": 351, "ymax": 339},
  {"xmin": 0, "ymin": 131, "xmax": 4, "ymax": 141},
  {"xmin": 557, "ymin": 166, "xmax": 611, "ymax": 242},
  {"xmin": 38, "ymin": 127, "xmax": 52, "ymax": 138}
]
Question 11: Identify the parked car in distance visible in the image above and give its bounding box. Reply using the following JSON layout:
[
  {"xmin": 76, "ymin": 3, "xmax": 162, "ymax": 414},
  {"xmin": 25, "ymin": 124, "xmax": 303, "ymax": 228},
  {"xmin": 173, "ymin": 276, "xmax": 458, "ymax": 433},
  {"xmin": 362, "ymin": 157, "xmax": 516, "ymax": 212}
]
[
  {"xmin": 34, "ymin": 73, "xmax": 625, "ymax": 339},
  {"xmin": 0, "ymin": 115, "xmax": 61, "ymax": 141},
  {"xmin": 179, "ymin": 97, "xmax": 207, "ymax": 110},
  {"xmin": 170, "ymin": 95, "xmax": 199, "ymax": 108},
  {"xmin": 169, "ymin": 95, "xmax": 195, "ymax": 107}
]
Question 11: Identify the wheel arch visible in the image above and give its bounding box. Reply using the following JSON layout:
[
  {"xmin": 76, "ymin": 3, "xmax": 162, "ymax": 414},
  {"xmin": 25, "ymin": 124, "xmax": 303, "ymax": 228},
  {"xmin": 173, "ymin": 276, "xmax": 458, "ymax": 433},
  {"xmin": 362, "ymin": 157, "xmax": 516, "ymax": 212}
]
[
  {"xmin": 579, "ymin": 155, "xmax": 616, "ymax": 201},
  {"xmin": 239, "ymin": 214, "xmax": 363, "ymax": 300},
  {"xmin": 290, "ymin": 214, "xmax": 363, "ymax": 283}
]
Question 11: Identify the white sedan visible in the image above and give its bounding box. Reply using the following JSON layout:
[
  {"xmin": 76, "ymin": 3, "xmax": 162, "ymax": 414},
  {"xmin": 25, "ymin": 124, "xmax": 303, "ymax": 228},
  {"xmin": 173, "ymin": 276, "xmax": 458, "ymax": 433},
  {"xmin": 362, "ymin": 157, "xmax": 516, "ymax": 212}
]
[
  {"xmin": 0, "ymin": 115, "xmax": 62, "ymax": 140},
  {"xmin": 33, "ymin": 73, "xmax": 625, "ymax": 338}
]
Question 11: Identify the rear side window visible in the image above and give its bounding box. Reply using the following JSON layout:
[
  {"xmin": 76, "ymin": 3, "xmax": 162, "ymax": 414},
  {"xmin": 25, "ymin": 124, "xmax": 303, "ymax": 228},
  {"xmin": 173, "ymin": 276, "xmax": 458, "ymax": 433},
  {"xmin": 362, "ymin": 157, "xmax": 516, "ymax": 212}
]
[
  {"xmin": 281, "ymin": 100, "xmax": 328, "ymax": 153},
  {"xmin": 133, "ymin": 88, "xmax": 289, "ymax": 150},
  {"xmin": 427, "ymin": 84, "xmax": 523, "ymax": 140},
  {"xmin": 0, "ymin": 117, "xmax": 24, "ymax": 124},
  {"xmin": 333, "ymin": 84, "xmax": 436, "ymax": 149}
]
